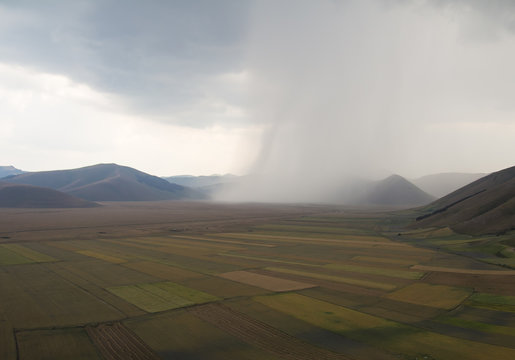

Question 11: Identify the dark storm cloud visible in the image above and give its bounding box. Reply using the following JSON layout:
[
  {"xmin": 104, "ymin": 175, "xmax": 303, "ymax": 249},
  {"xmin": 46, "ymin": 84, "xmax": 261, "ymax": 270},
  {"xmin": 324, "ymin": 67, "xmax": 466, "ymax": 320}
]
[{"xmin": 0, "ymin": 0, "xmax": 251, "ymax": 125}]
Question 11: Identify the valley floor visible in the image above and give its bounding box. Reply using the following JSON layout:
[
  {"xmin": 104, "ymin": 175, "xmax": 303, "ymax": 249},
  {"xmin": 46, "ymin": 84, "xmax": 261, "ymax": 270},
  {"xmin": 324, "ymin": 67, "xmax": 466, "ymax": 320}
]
[{"xmin": 1, "ymin": 202, "xmax": 514, "ymax": 360}]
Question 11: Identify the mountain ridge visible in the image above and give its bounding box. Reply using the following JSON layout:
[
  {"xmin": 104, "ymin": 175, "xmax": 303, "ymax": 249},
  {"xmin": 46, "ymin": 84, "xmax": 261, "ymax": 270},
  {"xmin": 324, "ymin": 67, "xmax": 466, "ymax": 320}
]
[{"xmin": 3, "ymin": 163, "xmax": 205, "ymax": 202}]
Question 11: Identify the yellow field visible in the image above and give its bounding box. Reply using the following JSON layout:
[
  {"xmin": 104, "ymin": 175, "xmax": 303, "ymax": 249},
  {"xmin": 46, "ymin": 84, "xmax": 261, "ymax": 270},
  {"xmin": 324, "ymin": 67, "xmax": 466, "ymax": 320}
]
[
  {"xmin": 325, "ymin": 263, "xmax": 425, "ymax": 279},
  {"xmin": 76, "ymin": 250, "xmax": 126, "ymax": 264},
  {"xmin": 385, "ymin": 283, "xmax": 472, "ymax": 309},
  {"xmin": 255, "ymin": 293, "xmax": 396, "ymax": 332},
  {"xmin": 265, "ymin": 266, "xmax": 398, "ymax": 291},
  {"xmin": 219, "ymin": 270, "xmax": 315, "ymax": 292}
]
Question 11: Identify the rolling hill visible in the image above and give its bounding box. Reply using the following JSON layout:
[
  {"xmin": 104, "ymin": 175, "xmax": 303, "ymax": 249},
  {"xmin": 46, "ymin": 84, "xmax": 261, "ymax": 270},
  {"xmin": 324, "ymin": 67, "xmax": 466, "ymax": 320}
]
[
  {"xmin": 412, "ymin": 172, "xmax": 486, "ymax": 198},
  {"xmin": 354, "ymin": 174, "xmax": 435, "ymax": 207},
  {"xmin": 414, "ymin": 165, "xmax": 515, "ymax": 235},
  {"xmin": 0, "ymin": 182, "xmax": 98, "ymax": 208},
  {"xmin": 3, "ymin": 164, "xmax": 205, "ymax": 202}
]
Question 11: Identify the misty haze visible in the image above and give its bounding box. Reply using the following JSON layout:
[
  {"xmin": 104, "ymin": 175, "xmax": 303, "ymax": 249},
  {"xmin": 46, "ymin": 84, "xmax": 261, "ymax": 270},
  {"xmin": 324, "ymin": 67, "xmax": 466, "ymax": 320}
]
[{"xmin": 1, "ymin": 1, "xmax": 514, "ymax": 359}]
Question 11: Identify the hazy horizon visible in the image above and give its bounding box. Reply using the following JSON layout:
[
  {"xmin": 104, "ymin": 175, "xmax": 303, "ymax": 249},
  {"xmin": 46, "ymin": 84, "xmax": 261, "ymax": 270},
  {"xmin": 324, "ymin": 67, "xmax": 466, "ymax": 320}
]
[{"xmin": 1, "ymin": 0, "xmax": 515, "ymax": 200}]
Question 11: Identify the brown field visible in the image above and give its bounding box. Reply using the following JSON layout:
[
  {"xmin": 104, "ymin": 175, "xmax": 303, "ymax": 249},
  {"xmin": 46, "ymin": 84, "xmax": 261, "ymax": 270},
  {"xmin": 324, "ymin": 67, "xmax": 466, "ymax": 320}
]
[
  {"xmin": 1, "ymin": 201, "xmax": 515, "ymax": 359},
  {"xmin": 189, "ymin": 303, "xmax": 346, "ymax": 360},
  {"xmin": 219, "ymin": 270, "xmax": 316, "ymax": 291},
  {"xmin": 17, "ymin": 328, "xmax": 101, "ymax": 360},
  {"xmin": 125, "ymin": 309, "xmax": 281, "ymax": 360},
  {"xmin": 412, "ymin": 264, "xmax": 515, "ymax": 275},
  {"xmin": 86, "ymin": 322, "xmax": 160, "ymax": 360}
]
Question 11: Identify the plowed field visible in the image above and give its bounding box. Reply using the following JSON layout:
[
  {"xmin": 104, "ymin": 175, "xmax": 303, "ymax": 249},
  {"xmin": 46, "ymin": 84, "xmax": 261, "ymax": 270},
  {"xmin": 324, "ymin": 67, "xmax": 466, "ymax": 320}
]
[{"xmin": 189, "ymin": 303, "xmax": 347, "ymax": 360}]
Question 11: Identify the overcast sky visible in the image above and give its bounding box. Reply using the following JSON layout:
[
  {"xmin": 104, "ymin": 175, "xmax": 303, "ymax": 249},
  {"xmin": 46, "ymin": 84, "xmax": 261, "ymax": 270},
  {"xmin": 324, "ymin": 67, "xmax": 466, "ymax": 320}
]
[{"xmin": 1, "ymin": 0, "xmax": 514, "ymax": 181}]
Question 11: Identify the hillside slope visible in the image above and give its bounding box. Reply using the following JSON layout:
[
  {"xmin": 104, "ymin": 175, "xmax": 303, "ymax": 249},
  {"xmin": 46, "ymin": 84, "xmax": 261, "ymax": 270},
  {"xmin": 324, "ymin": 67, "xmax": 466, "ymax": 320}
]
[
  {"xmin": 414, "ymin": 166, "xmax": 515, "ymax": 235},
  {"xmin": 0, "ymin": 166, "xmax": 24, "ymax": 178},
  {"xmin": 0, "ymin": 182, "xmax": 98, "ymax": 208},
  {"xmin": 3, "ymin": 164, "xmax": 204, "ymax": 201}
]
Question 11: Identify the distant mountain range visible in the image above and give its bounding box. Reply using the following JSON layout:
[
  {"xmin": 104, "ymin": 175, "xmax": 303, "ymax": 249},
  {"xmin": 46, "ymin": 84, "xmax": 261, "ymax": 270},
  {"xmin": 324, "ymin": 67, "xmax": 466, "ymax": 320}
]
[
  {"xmin": 412, "ymin": 172, "xmax": 486, "ymax": 198},
  {"xmin": 0, "ymin": 182, "xmax": 98, "ymax": 208},
  {"xmin": 0, "ymin": 166, "xmax": 24, "ymax": 178},
  {"xmin": 3, "ymin": 164, "xmax": 205, "ymax": 202},
  {"xmin": 164, "ymin": 174, "xmax": 238, "ymax": 188},
  {"xmin": 415, "ymin": 165, "xmax": 515, "ymax": 235}
]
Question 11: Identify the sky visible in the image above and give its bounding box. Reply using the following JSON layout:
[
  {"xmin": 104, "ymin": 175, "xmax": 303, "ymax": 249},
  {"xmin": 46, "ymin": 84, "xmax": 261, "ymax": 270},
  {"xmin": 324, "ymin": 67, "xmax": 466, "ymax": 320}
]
[{"xmin": 1, "ymin": 1, "xmax": 515, "ymax": 187}]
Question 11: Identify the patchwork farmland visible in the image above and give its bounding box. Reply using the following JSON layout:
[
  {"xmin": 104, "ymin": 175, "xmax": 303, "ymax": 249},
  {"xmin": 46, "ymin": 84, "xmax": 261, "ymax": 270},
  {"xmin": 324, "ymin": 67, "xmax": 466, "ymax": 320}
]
[{"xmin": 1, "ymin": 202, "xmax": 515, "ymax": 359}]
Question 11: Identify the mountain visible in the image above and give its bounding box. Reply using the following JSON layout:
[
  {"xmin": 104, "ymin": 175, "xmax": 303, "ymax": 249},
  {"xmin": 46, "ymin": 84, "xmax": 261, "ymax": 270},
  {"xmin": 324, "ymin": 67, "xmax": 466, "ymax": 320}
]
[
  {"xmin": 0, "ymin": 166, "xmax": 24, "ymax": 178},
  {"xmin": 414, "ymin": 165, "xmax": 515, "ymax": 235},
  {"xmin": 164, "ymin": 174, "xmax": 239, "ymax": 188},
  {"xmin": 412, "ymin": 172, "xmax": 486, "ymax": 198},
  {"xmin": 0, "ymin": 182, "xmax": 98, "ymax": 208},
  {"xmin": 354, "ymin": 174, "xmax": 435, "ymax": 207},
  {"xmin": 3, "ymin": 163, "xmax": 205, "ymax": 202}
]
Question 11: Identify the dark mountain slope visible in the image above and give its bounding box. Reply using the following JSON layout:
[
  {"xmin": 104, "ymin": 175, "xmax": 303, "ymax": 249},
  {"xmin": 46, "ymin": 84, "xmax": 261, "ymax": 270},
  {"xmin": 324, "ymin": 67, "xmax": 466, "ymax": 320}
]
[
  {"xmin": 414, "ymin": 165, "xmax": 515, "ymax": 235},
  {"xmin": 0, "ymin": 182, "xmax": 98, "ymax": 208},
  {"xmin": 3, "ymin": 164, "xmax": 204, "ymax": 202}
]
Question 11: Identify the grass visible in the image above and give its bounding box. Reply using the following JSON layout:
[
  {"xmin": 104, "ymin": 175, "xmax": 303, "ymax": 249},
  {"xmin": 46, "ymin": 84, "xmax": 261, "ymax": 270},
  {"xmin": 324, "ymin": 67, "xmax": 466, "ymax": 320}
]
[
  {"xmin": 107, "ymin": 281, "xmax": 219, "ymax": 313},
  {"xmin": 385, "ymin": 283, "xmax": 472, "ymax": 309},
  {"xmin": 17, "ymin": 328, "xmax": 101, "ymax": 360},
  {"xmin": 0, "ymin": 246, "xmax": 33, "ymax": 265},
  {"xmin": 466, "ymin": 293, "xmax": 515, "ymax": 312},
  {"xmin": 1, "ymin": 244, "xmax": 56, "ymax": 263},
  {"xmin": 435, "ymin": 316, "xmax": 515, "ymax": 337},
  {"xmin": 255, "ymin": 293, "xmax": 515, "ymax": 360}
]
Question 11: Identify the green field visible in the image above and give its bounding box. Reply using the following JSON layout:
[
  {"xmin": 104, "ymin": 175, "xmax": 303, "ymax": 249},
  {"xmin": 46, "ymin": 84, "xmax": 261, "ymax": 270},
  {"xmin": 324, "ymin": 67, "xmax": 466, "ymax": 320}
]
[
  {"xmin": 107, "ymin": 281, "xmax": 219, "ymax": 312},
  {"xmin": 1, "ymin": 203, "xmax": 515, "ymax": 359}
]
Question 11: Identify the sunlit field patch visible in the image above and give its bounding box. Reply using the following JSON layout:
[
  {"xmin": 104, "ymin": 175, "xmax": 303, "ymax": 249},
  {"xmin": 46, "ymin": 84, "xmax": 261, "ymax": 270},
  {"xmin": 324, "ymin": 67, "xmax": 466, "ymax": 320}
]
[
  {"xmin": 385, "ymin": 283, "xmax": 472, "ymax": 309},
  {"xmin": 107, "ymin": 281, "xmax": 219, "ymax": 313}
]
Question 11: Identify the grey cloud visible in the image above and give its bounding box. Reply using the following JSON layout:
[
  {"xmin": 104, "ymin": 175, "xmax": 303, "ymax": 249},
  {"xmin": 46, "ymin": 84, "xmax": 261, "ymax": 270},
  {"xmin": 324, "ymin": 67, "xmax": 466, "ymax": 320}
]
[{"xmin": 0, "ymin": 0, "xmax": 251, "ymax": 125}]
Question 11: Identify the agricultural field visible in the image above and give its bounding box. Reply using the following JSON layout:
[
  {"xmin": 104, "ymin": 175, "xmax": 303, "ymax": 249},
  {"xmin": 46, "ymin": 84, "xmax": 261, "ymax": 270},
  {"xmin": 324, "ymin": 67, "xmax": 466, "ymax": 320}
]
[{"xmin": 0, "ymin": 201, "xmax": 514, "ymax": 359}]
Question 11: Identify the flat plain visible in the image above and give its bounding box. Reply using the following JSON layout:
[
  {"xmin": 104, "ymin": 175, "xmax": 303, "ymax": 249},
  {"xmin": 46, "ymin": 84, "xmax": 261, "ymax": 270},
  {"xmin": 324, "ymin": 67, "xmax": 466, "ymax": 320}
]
[{"xmin": 1, "ymin": 201, "xmax": 514, "ymax": 359}]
